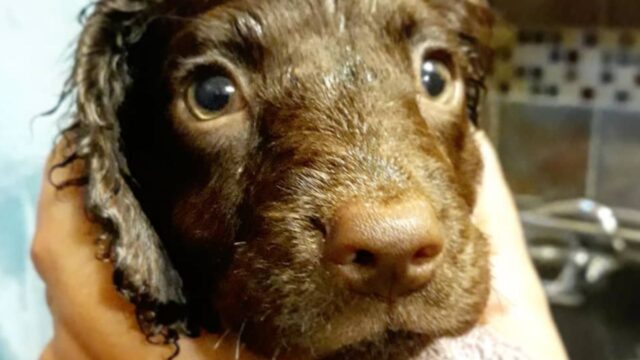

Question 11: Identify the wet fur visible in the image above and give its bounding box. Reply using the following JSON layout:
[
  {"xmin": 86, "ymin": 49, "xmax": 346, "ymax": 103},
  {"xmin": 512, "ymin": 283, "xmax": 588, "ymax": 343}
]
[{"xmin": 55, "ymin": 0, "xmax": 493, "ymax": 358}]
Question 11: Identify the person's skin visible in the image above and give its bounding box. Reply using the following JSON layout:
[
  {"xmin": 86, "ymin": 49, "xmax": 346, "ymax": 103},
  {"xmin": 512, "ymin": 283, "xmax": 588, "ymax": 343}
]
[{"xmin": 32, "ymin": 132, "xmax": 568, "ymax": 360}]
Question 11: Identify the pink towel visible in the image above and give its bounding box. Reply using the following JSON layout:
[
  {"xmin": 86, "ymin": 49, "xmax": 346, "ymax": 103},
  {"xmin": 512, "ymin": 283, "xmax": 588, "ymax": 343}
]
[{"xmin": 417, "ymin": 327, "xmax": 529, "ymax": 360}]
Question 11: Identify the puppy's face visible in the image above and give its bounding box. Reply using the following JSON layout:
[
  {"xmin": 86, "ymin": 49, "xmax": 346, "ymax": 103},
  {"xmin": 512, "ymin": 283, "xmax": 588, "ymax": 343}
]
[{"xmin": 119, "ymin": 0, "xmax": 492, "ymax": 358}]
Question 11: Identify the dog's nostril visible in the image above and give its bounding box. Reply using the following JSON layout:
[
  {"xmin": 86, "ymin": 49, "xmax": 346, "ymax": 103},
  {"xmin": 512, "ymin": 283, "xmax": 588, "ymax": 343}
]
[
  {"xmin": 353, "ymin": 250, "xmax": 376, "ymax": 267},
  {"xmin": 412, "ymin": 244, "xmax": 442, "ymax": 264}
]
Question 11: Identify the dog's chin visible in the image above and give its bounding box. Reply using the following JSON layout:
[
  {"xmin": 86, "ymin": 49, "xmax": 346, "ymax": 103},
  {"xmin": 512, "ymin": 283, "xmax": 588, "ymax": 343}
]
[
  {"xmin": 295, "ymin": 309, "xmax": 437, "ymax": 360},
  {"xmin": 238, "ymin": 313, "xmax": 433, "ymax": 360},
  {"xmin": 219, "ymin": 295, "xmax": 481, "ymax": 360},
  {"xmin": 318, "ymin": 330, "xmax": 432, "ymax": 360}
]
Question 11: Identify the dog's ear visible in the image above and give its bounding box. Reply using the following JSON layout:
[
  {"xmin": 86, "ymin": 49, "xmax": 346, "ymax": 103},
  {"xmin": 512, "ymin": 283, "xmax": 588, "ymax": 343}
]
[{"xmin": 55, "ymin": 0, "xmax": 189, "ymax": 343}]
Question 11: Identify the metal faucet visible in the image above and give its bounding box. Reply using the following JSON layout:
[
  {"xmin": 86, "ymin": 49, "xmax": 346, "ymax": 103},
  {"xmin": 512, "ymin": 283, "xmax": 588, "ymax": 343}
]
[{"xmin": 521, "ymin": 198, "xmax": 640, "ymax": 306}]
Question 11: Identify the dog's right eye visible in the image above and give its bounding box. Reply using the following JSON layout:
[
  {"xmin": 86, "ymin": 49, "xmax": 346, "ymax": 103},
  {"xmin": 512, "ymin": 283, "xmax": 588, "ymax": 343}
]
[
  {"xmin": 187, "ymin": 74, "xmax": 242, "ymax": 120},
  {"xmin": 419, "ymin": 51, "xmax": 456, "ymax": 103}
]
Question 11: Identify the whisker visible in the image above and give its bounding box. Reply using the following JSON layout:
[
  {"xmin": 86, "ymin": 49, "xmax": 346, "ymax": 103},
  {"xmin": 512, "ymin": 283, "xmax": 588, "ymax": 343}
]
[
  {"xmin": 271, "ymin": 346, "xmax": 282, "ymax": 360},
  {"xmin": 213, "ymin": 329, "xmax": 230, "ymax": 350},
  {"xmin": 236, "ymin": 320, "xmax": 247, "ymax": 360},
  {"xmin": 259, "ymin": 309, "xmax": 272, "ymax": 322}
]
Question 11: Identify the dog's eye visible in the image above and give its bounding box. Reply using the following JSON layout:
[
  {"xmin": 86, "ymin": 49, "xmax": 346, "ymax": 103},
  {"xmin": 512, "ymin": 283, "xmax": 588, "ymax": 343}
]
[
  {"xmin": 420, "ymin": 52, "xmax": 455, "ymax": 101},
  {"xmin": 187, "ymin": 74, "xmax": 241, "ymax": 120}
]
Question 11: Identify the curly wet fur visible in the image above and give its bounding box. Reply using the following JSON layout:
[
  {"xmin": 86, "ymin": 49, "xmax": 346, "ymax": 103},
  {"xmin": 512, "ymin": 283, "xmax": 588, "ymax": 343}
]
[{"xmin": 54, "ymin": 0, "xmax": 494, "ymax": 358}]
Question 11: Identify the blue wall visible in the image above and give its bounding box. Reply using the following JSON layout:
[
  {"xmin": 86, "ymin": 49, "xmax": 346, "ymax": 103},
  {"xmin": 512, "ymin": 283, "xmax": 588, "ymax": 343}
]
[{"xmin": 0, "ymin": 1, "xmax": 87, "ymax": 359}]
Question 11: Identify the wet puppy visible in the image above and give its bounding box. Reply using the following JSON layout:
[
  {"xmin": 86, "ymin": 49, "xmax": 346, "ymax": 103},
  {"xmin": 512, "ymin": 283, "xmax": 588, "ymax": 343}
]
[{"xmin": 56, "ymin": 0, "xmax": 493, "ymax": 358}]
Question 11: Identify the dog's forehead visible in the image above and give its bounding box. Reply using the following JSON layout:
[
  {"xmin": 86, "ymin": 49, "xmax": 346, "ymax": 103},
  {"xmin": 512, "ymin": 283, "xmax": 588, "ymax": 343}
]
[
  {"xmin": 170, "ymin": 0, "xmax": 463, "ymax": 98},
  {"xmin": 201, "ymin": 0, "xmax": 430, "ymax": 33},
  {"xmin": 183, "ymin": 0, "xmax": 453, "ymax": 63}
]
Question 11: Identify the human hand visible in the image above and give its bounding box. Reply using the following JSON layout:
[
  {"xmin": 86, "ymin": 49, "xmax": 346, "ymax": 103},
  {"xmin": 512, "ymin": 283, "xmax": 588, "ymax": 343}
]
[
  {"xmin": 31, "ymin": 141, "xmax": 260, "ymax": 360},
  {"xmin": 473, "ymin": 131, "xmax": 568, "ymax": 360}
]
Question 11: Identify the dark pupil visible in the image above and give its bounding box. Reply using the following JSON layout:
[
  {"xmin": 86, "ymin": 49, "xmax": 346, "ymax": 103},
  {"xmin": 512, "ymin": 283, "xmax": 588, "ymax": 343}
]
[
  {"xmin": 194, "ymin": 75, "xmax": 235, "ymax": 112},
  {"xmin": 421, "ymin": 60, "xmax": 446, "ymax": 97}
]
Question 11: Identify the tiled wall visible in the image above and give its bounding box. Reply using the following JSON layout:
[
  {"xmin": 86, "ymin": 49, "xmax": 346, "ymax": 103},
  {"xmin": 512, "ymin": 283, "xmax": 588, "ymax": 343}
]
[
  {"xmin": 488, "ymin": 26, "xmax": 640, "ymax": 209},
  {"xmin": 491, "ymin": 27, "xmax": 640, "ymax": 109}
]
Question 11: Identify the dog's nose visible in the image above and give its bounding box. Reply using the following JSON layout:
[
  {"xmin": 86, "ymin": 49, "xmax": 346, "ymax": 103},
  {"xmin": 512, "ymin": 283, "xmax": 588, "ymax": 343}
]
[{"xmin": 324, "ymin": 199, "xmax": 444, "ymax": 299}]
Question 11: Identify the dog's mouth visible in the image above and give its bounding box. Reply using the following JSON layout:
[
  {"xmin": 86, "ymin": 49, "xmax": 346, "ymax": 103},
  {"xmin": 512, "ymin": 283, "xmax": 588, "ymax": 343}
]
[
  {"xmin": 305, "ymin": 298, "xmax": 437, "ymax": 354},
  {"xmin": 271, "ymin": 308, "xmax": 434, "ymax": 360},
  {"xmin": 218, "ymin": 287, "xmax": 463, "ymax": 359}
]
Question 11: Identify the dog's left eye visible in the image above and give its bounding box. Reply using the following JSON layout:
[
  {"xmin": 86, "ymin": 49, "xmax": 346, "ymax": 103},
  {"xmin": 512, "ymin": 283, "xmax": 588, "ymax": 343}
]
[{"xmin": 187, "ymin": 74, "xmax": 242, "ymax": 120}]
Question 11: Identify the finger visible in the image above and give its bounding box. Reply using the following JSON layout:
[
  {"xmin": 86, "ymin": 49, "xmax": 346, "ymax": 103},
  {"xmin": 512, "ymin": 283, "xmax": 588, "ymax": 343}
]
[
  {"xmin": 39, "ymin": 344, "xmax": 56, "ymax": 360},
  {"xmin": 473, "ymin": 131, "xmax": 549, "ymax": 310},
  {"xmin": 472, "ymin": 132, "xmax": 567, "ymax": 359},
  {"xmin": 30, "ymin": 142, "xmax": 176, "ymax": 358},
  {"xmin": 31, "ymin": 139, "xmax": 89, "ymax": 284},
  {"xmin": 32, "ymin": 142, "xmax": 260, "ymax": 359}
]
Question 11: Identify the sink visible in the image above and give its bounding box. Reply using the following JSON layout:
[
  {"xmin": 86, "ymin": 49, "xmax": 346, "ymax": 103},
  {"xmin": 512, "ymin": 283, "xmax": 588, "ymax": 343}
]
[{"xmin": 521, "ymin": 198, "xmax": 640, "ymax": 360}]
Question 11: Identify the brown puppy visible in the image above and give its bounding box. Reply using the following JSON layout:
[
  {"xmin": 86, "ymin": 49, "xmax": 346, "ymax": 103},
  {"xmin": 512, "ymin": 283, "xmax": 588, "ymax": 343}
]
[{"xmin": 55, "ymin": 0, "xmax": 494, "ymax": 358}]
